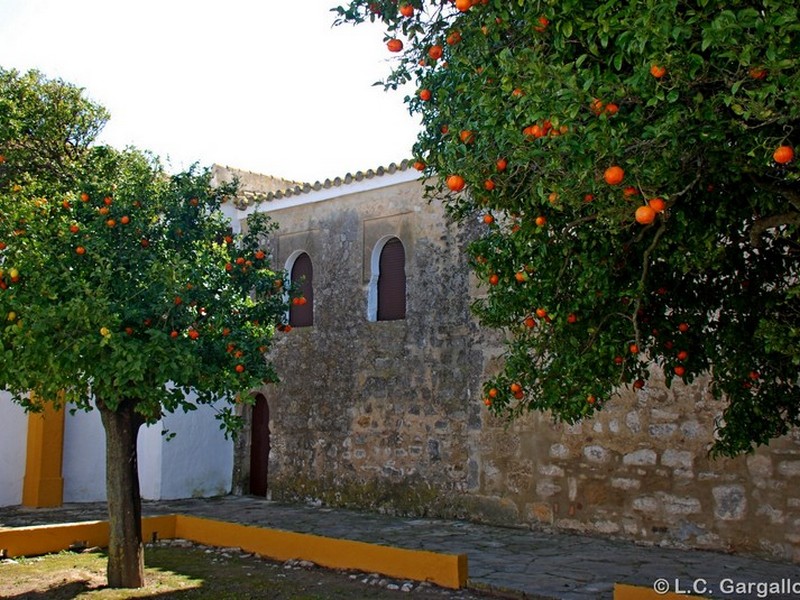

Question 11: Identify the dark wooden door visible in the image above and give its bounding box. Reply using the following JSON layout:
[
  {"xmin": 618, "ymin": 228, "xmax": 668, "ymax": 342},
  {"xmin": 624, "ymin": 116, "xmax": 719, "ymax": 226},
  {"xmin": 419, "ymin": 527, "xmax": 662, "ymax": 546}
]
[{"xmin": 249, "ymin": 393, "xmax": 270, "ymax": 496}]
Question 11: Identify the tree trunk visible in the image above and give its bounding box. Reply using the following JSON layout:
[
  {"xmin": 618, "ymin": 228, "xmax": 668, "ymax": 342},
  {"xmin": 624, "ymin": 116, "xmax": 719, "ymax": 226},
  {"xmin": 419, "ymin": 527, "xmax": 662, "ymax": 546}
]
[{"xmin": 98, "ymin": 397, "xmax": 145, "ymax": 588}]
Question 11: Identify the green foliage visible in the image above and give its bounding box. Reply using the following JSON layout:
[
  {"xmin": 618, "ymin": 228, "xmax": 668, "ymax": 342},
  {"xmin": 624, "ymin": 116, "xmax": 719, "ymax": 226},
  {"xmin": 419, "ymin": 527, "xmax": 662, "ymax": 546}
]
[
  {"xmin": 335, "ymin": 0, "xmax": 800, "ymax": 456},
  {"xmin": 0, "ymin": 67, "xmax": 289, "ymax": 434}
]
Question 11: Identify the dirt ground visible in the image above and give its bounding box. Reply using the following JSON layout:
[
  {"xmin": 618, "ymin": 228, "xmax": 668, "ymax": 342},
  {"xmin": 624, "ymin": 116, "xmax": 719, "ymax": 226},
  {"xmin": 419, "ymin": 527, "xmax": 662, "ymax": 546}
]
[{"xmin": 0, "ymin": 541, "xmax": 509, "ymax": 599}]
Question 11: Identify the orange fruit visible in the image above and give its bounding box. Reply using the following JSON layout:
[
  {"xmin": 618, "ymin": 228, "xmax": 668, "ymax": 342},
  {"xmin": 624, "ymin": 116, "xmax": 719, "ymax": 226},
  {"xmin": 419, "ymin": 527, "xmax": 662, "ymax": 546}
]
[
  {"xmin": 629, "ymin": 343, "xmax": 639, "ymax": 354},
  {"xmin": 604, "ymin": 165, "xmax": 624, "ymax": 185},
  {"xmin": 80, "ymin": 192, "xmax": 90, "ymax": 202},
  {"xmin": 535, "ymin": 308, "xmax": 547, "ymax": 318},
  {"xmin": 484, "ymin": 179, "xmax": 495, "ymax": 191},
  {"xmin": 496, "ymin": 158, "xmax": 508, "ymax": 171},
  {"xmin": 678, "ymin": 322, "xmax": 689, "ymax": 332},
  {"xmin": 170, "ymin": 330, "xmax": 179, "ymax": 338},
  {"xmin": 524, "ymin": 316, "xmax": 536, "ymax": 328},
  {"xmin": 413, "ymin": 160, "xmax": 426, "ymax": 171},
  {"xmin": 99, "ymin": 206, "xmax": 109, "ymax": 215},
  {"xmin": 103, "ymin": 196, "xmax": 113, "ymax": 206},
  {"xmin": 677, "ymin": 350, "xmax": 688, "ymax": 361},
  {"xmin": 387, "ymin": 39, "xmax": 403, "ymax": 52},
  {"xmin": 510, "ymin": 383, "xmax": 522, "ymax": 394},
  {"xmin": 75, "ymin": 246, "xmax": 86, "ymax": 255},
  {"xmin": 514, "ymin": 271, "xmax": 527, "ymax": 283},
  {"xmin": 535, "ymin": 215, "xmax": 546, "ymax": 227},
  {"xmin": 446, "ymin": 31, "xmax": 462, "ymax": 45},
  {"xmin": 399, "ymin": 3, "xmax": 414, "ymax": 17},
  {"xmin": 748, "ymin": 67, "xmax": 766, "ymax": 80},
  {"xmin": 106, "ymin": 218, "xmax": 116, "ymax": 228},
  {"xmin": 455, "ymin": 0, "xmax": 472, "ymax": 11},
  {"xmin": 140, "ymin": 238, "xmax": 150, "ymax": 248},
  {"xmin": 488, "ymin": 273, "xmax": 499, "ymax": 286},
  {"xmin": 674, "ymin": 365, "xmax": 686, "ymax": 377},
  {"xmin": 567, "ymin": 313, "xmax": 577, "ymax": 324},
  {"xmin": 773, "ymin": 145, "xmax": 794, "ymax": 164},
  {"xmin": 648, "ymin": 197, "xmax": 666, "ymax": 213},
  {"xmin": 586, "ymin": 394, "xmax": 596, "ymax": 404},
  {"xmin": 419, "ymin": 88, "xmax": 432, "ymax": 101},
  {"xmin": 650, "ymin": 64, "xmax": 666, "ymax": 78},
  {"xmin": 604, "ymin": 102, "xmax": 619, "ymax": 115},
  {"xmin": 459, "ymin": 129, "xmax": 475, "ymax": 144},
  {"xmin": 635, "ymin": 205, "xmax": 657, "ymax": 224},
  {"xmin": 69, "ymin": 224, "xmax": 79, "ymax": 234},
  {"xmin": 622, "ymin": 186, "xmax": 638, "ymax": 198},
  {"xmin": 533, "ymin": 15, "xmax": 549, "ymax": 32},
  {"xmin": 428, "ymin": 45, "xmax": 443, "ymax": 60},
  {"xmin": 446, "ymin": 174, "xmax": 466, "ymax": 192},
  {"xmin": 590, "ymin": 98, "xmax": 604, "ymax": 115},
  {"xmin": 254, "ymin": 250, "xmax": 266, "ymax": 260},
  {"xmin": 120, "ymin": 215, "xmax": 130, "ymax": 224}
]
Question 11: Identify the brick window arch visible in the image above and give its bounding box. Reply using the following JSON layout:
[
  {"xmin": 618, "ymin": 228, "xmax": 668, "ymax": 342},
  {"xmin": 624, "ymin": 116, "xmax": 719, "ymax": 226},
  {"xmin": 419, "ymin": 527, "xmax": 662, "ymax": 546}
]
[
  {"xmin": 287, "ymin": 251, "xmax": 313, "ymax": 327},
  {"xmin": 368, "ymin": 236, "xmax": 406, "ymax": 322}
]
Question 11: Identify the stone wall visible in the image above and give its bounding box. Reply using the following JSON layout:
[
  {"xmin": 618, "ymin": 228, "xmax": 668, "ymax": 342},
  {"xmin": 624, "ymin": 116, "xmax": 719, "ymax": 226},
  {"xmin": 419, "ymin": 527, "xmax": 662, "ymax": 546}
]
[{"xmin": 233, "ymin": 172, "xmax": 800, "ymax": 563}]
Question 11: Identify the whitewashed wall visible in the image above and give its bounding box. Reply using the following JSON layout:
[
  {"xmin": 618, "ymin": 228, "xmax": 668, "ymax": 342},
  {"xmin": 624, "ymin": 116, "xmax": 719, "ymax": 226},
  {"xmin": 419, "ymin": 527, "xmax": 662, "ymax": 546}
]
[
  {"xmin": 0, "ymin": 393, "xmax": 28, "ymax": 506},
  {"xmin": 3, "ymin": 398, "xmax": 233, "ymax": 506}
]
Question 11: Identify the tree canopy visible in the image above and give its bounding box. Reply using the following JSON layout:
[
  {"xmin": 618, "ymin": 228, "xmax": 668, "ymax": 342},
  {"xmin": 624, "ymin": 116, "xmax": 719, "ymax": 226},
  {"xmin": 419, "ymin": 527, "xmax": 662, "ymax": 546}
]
[
  {"xmin": 334, "ymin": 0, "xmax": 800, "ymax": 456},
  {"xmin": 0, "ymin": 67, "xmax": 285, "ymax": 430}
]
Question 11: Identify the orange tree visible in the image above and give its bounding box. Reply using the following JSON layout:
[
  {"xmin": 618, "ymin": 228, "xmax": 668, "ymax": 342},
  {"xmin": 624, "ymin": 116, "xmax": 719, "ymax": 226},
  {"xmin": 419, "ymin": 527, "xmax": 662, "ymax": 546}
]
[
  {"xmin": 334, "ymin": 1, "xmax": 800, "ymax": 456},
  {"xmin": 0, "ymin": 68, "xmax": 288, "ymax": 588}
]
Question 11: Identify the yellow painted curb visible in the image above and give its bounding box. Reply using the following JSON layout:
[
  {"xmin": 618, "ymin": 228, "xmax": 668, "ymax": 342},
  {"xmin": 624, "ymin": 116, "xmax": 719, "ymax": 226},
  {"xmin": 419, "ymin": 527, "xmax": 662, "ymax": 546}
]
[
  {"xmin": 0, "ymin": 513, "xmax": 467, "ymax": 590},
  {"xmin": 614, "ymin": 583, "xmax": 707, "ymax": 599},
  {"xmin": 0, "ymin": 515, "xmax": 175, "ymax": 558}
]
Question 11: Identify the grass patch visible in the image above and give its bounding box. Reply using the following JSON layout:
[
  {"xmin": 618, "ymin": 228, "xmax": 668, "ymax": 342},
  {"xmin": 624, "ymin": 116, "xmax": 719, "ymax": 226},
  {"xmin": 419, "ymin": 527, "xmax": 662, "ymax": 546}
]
[{"xmin": 0, "ymin": 542, "xmax": 497, "ymax": 599}]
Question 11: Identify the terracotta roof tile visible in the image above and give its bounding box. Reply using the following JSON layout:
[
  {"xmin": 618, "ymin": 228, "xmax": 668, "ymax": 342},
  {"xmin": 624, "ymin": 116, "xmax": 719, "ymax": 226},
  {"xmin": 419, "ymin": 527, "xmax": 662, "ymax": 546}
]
[{"xmin": 215, "ymin": 160, "xmax": 417, "ymax": 210}]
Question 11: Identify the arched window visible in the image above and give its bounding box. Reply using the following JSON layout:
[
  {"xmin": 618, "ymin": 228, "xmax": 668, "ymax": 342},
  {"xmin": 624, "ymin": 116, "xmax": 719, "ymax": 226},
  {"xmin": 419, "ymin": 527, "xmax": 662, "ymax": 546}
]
[
  {"xmin": 368, "ymin": 237, "xmax": 406, "ymax": 322},
  {"xmin": 288, "ymin": 252, "xmax": 313, "ymax": 327}
]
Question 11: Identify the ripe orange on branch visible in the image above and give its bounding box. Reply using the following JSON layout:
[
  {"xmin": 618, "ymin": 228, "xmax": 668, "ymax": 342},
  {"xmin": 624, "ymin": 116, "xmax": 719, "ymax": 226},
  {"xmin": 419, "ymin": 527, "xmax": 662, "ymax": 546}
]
[
  {"xmin": 446, "ymin": 174, "xmax": 466, "ymax": 192},
  {"xmin": 773, "ymin": 145, "xmax": 794, "ymax": 164},
  {"xmin": 648, "ymin": 198, "xmax": 666, "ymax": 213},
  {"xmin": 428, "ymin": 45, "xmax": 443, "ymax": 60},
  {"xmin": 387, "ymin": 39, "xmax": 403, "ymax": 52},
  {"xmin": 635, "ymin": 205, "xmax": 657, "ymax": 224},
  {"xmin": 604, "ymin": 165, "xmax": 624, "ymax": 185}
]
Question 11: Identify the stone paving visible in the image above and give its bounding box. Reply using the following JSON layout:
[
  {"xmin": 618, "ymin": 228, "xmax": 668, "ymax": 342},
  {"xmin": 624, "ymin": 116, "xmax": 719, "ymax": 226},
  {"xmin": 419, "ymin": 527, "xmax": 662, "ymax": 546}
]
[{"xmin": 2, "ymin": 495, "xmax": 799, "ymax": 599}]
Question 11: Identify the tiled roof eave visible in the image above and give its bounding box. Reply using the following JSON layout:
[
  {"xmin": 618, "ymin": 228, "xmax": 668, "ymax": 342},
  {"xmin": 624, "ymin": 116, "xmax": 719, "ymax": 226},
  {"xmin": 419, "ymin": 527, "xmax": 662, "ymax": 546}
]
[{"xmin": 231, "ymin": 159, "xmax": 417, "ymax": 210}]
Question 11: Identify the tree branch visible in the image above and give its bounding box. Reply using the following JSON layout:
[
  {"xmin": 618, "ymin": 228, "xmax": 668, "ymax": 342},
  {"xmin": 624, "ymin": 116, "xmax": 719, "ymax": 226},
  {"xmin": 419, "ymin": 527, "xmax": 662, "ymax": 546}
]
[{"xmin": 750, "ymin": 212, "xmax": 800, "ymax": 247}]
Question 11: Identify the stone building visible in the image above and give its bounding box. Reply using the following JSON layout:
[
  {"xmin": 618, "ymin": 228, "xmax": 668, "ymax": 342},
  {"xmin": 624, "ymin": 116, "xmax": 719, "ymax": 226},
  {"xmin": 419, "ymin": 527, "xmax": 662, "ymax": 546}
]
[{"xmin": 219, "ymin": 162, "xmax": 800, "ymax": 564}]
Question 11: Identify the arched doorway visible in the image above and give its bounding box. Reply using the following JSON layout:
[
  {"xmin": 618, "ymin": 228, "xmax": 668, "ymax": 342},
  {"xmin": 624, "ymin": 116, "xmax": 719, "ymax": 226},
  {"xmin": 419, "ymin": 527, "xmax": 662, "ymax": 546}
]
[{"xmin": 249, "ymin": 393, "xmax": 270, "ymax": 496}]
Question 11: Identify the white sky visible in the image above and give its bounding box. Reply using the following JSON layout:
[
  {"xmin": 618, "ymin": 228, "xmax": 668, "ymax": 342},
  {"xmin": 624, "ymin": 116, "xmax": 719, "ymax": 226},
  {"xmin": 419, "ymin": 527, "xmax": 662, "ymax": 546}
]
[{"xmin": 0, "ymin": 0, "xmax": 419, "ymax": 182}]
